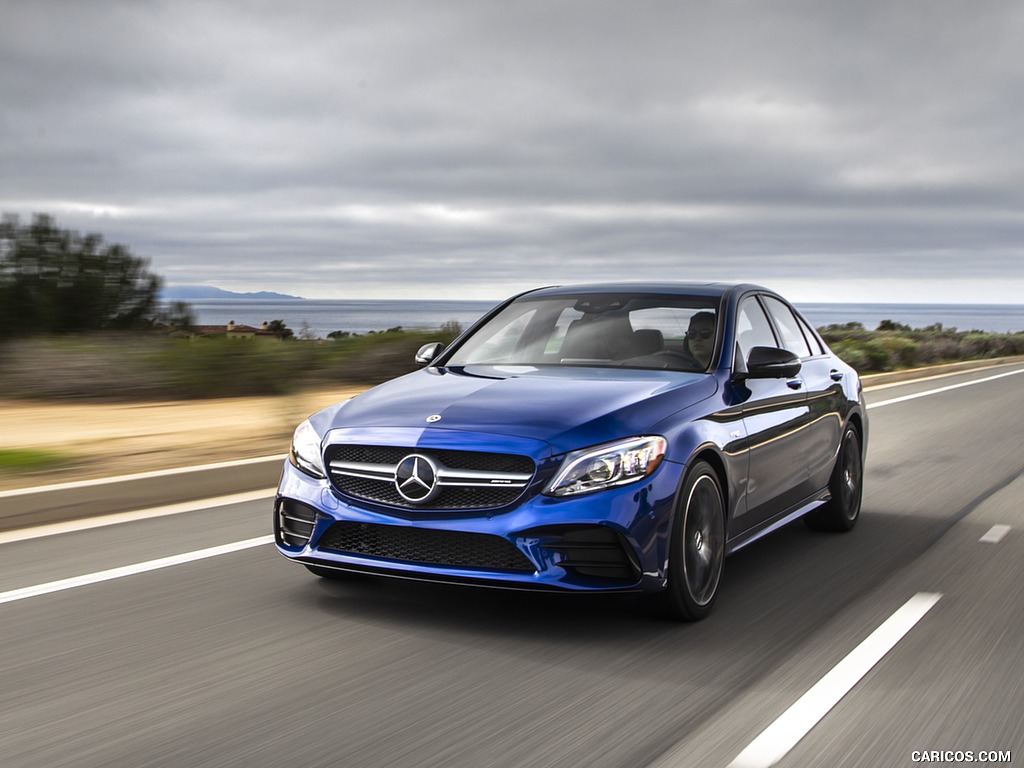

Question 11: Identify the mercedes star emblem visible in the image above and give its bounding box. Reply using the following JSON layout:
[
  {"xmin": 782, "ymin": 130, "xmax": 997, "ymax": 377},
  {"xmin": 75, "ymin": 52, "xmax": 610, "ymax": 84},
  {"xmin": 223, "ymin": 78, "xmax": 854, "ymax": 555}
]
[{"xmin": 395, "ymin": 453, "xmax": 440, "ymax": 504}]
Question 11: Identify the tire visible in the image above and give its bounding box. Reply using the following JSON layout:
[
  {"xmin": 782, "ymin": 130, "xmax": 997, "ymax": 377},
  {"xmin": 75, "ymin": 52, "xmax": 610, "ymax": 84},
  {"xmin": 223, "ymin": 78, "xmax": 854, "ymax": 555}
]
[
  {"xmin": 650, "ymin": 460, "xmax": 726, "ymax": 621},
  {"xmin": 805, "ymin": 425, "xmax": 863, "ymax": 532},
  {"xmin": 304, "ymin": 564, "xmax": 352, "ymax": 580}
]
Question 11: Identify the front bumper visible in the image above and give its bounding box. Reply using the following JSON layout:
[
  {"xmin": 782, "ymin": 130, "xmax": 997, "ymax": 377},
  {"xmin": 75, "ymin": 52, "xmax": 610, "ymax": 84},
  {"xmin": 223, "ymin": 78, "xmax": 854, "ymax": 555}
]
[{"xmin": 274, "ymin": 455, "xmax": 683, "ymax": 593}]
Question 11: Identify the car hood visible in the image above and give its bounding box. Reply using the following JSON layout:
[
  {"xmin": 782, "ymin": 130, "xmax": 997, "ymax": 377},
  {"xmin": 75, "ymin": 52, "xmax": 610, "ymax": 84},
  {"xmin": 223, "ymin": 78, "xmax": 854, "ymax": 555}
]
[{"xmin": 312, "ymin": 364, "xmax": 718, "ymax": 455}]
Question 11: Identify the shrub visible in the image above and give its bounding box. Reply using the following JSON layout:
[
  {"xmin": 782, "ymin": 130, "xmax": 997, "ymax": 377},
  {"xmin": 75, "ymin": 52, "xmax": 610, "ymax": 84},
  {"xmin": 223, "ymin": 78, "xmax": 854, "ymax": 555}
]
[{"xmin": 0, "ymin": 327, "xmax": 448, "ymax": 400}]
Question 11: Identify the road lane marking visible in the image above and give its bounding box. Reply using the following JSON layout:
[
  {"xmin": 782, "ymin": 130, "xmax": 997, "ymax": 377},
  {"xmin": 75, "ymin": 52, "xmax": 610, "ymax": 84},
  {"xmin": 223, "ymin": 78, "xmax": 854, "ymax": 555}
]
[
  {"xmin": 0, "ymin": 535, "xmax": 275, "ymax": 606},
  {"xmin": 980, "ymin": 525, "xmax": 1011, "ymax": 544},
  {"xmin": 0, "ymin": 454, "xmax": 287, "ymax": 498},
  {"xmin": 867, "ymin": 368, "xmax": 1024, "ymax": 409},
  {"xmin": 726, "ymin": 592, "xmax": 942, "ymax": 768},
  {"xmin": 0, "ymin": 489, "xmax": 277, "ymax": 546}
]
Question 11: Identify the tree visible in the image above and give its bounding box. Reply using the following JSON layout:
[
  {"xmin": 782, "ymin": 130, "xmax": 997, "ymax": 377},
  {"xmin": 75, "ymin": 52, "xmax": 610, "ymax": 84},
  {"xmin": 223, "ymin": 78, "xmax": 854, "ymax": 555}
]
[
  {"xmin": 297, "ymin": 320, "xmax": 317, "ymax": 341},
  {"xmin": 266, "ymin": 319, "xmax": 294, "ymax": 340},
  {"xmin": 876, "ymin": 319, "xmax": 911, "ymax": 332},
  {"xmin": 158, "ymin": 300, "xmax": 197, "ymax": 330},
  {"xmin": 0, "ymin": 213, "xmax": 162, "ymax": 334}
]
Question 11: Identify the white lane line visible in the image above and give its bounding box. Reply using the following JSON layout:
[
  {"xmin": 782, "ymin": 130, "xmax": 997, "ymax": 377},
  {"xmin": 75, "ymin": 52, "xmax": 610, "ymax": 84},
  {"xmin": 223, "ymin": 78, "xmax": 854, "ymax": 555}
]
[
  {"xmin": 980, "ymin": 525, "xmax": 1011, "ymax": 544},
  {"xmin": 0, "ymin": 454, "xmax": 287, "ymax": 498},
  {"xmin": 867, "ymin": 368, "xmax": 1024, "ymax": 409},
  {"xmin": 727, "ymin": 592, "xmax": 942, "ymax": 768},
  {"xmin": 0, "ymin": 535, "xmax": 274, "ymax": 606},
  {"xmin": 0, "ymin": 489, "xmax": 277, "ymax": 545}
]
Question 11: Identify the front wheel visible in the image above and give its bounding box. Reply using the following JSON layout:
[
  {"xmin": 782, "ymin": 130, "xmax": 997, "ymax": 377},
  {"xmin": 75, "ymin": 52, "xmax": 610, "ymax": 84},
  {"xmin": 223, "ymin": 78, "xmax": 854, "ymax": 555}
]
[
  {"xmin": 805, "ymin": 425, "xmax": 863, "ymax": 532},
  {"xmin": 649, "ymin": 460, "xmax": 726, "ymax": 621}
]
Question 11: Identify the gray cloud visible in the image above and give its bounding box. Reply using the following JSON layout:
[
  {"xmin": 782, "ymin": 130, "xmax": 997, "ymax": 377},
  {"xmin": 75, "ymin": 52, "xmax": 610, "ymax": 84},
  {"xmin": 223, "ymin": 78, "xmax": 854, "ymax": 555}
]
[{"xmin": 2, "ymin": 0, "xmax": 1023, "ymax": 301}]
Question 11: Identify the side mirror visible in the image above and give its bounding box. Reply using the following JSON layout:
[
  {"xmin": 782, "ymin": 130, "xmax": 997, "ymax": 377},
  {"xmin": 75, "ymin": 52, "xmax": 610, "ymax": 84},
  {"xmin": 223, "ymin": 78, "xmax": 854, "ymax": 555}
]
[
  {"xmin": 738, "ymin": 346, "xmax": 801, "ymax": 380},
  {"xmin": 415, "ymin": 342, "xmax": 446, "ymax": 367}
]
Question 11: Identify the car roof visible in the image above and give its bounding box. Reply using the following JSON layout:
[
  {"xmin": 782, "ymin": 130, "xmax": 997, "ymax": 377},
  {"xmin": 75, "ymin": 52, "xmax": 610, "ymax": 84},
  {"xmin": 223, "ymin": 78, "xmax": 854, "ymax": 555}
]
[{"xmin": 516, "ymin": 282, "xmax": 771, "ymax": 301}]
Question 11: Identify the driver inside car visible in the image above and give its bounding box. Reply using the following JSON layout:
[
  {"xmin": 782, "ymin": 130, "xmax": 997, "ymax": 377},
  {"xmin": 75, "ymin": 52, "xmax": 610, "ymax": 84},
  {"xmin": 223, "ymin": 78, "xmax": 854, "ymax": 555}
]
[{"xmin": 683, "ymin": 311, "xmax": 716, "ymax": 369}]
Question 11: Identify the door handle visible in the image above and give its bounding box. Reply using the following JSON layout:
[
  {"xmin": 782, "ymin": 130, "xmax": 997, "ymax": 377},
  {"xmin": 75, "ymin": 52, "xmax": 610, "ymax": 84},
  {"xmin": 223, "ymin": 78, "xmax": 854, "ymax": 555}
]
[
  {"xmin": 786, "ymin": 378, "xmax": 803, "ymax": 390},
  {"xmin": 830, "ymin": 370, "xmax": 844, "ymax": 382}
]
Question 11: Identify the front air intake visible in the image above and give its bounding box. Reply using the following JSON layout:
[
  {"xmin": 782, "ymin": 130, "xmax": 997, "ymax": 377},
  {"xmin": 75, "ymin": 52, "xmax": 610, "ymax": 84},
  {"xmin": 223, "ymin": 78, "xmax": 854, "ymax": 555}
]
[
  {"xmin": 318, "ymin": 521, "xmax": 536, "ymax": 572},
  {"xmin": 276, "ymin": 499, "xmax": 318, "ymax": 547},
  {"xmin": 535, "ymin": 526, "xmax": 641, "ymax": 584}
]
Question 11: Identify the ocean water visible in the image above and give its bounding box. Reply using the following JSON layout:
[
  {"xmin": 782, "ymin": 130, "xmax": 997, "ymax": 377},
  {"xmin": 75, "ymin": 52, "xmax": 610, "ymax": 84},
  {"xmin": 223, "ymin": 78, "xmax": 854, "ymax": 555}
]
[
  {"xmin": 185, "ymin": 299, "xmax": 1024, "ymax": 339},
  {"xmin": 186, "ymin": 299, "xmax": 498, "ymax": 339},
  {"xmin": 796, "ymin": 303, "xmax": 1024, "ymax": 334}
]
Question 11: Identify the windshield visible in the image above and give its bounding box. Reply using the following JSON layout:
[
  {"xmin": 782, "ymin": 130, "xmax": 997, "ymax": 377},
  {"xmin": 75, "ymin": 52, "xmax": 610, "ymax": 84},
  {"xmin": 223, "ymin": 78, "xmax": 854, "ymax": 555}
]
[{"xmin": 446, "ymin": 293, "xmax": 720, "ymax": 372}]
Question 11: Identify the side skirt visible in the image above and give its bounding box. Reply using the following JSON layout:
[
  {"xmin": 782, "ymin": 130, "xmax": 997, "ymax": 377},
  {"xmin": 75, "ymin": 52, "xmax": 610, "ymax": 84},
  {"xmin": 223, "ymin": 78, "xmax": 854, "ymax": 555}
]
[{"xmin": 725, "ymin": 489, "xmax": 831, "ymax": 556}]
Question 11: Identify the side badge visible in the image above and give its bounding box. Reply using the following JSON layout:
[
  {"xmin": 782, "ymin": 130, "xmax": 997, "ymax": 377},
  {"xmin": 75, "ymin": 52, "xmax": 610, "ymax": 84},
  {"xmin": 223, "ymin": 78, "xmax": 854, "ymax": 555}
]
[{"xmin": 426, "ymin": 414, "xmax": 442, "ymax": 423}]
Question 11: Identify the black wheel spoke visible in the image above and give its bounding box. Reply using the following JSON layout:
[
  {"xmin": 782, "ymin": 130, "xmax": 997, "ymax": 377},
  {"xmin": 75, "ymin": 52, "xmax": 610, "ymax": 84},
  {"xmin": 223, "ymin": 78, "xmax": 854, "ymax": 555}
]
[
  {"xmin": 682, "ymin": 472, "xmax": 724, "ymax": 607},
  {"xmin": 806, "ymin": 425, "xmax": 862, "ymax": 532}
]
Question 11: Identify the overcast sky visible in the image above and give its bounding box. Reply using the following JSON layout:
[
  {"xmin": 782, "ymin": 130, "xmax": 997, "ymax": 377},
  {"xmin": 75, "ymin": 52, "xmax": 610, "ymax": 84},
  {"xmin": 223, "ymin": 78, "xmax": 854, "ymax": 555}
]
[{"xmin": 3, "ymin": 1, "xmax": 1023, "ymax": 302}]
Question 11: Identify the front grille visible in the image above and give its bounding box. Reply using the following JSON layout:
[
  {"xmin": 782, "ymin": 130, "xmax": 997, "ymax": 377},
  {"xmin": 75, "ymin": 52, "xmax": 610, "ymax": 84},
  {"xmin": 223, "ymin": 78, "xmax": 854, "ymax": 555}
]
[
  {"xmin": 318, "ymin": 521, "xmax": 536, "ymax": 572},
  {"xmin": 276, "ymin": 499, "xmax": 318, "ymax": 547},
  {"xmin": 329, "ymin": 445, "xmax": 533, "ymax": 474},
  {"xmin": 325, "ymin": 444, "xmax": 536, "ymax": 510}
]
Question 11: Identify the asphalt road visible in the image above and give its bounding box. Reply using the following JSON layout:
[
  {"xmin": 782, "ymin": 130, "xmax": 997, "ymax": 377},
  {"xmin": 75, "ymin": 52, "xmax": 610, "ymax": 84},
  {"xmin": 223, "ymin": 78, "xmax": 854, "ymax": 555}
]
[{"xmin": 1, "ymin": 365, "xmax": 1022, "ymax": 768}]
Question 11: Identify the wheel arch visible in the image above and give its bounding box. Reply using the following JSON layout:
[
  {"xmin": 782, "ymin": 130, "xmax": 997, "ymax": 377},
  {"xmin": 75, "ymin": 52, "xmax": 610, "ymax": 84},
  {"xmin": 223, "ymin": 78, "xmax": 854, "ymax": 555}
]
[
  {"xmin": 685, "ymin": 445, "xmax": 730, "ymax": 525},
  {"xmin": 845, "ymin": 409, "xmax": 867, "ymax": 457}
]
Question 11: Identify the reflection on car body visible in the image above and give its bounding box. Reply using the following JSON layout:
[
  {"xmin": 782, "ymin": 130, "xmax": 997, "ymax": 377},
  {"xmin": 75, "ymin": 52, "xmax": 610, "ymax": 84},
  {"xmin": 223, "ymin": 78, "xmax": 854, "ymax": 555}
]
[{"xmin": 275, "ymin": 283, "xmax": 867, "ymax": 620}]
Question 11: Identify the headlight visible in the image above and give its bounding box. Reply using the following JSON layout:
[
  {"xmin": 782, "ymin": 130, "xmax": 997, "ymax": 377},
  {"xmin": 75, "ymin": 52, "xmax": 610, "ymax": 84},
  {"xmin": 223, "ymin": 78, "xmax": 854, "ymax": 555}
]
[
  {"xmin": 289, "ymin": 419, "xmax": 326, "ymax": 479},
  {"xmin": 544, "ymin": 436, "xmax": 667, "ymax": 497}
]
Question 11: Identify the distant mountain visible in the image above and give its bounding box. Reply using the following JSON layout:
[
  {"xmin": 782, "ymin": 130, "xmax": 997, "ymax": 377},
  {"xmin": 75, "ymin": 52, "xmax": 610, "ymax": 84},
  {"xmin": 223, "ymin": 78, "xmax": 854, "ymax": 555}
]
[{"xmin": 162, "ymin": 285, "xmax": 304, "ymax": 300}]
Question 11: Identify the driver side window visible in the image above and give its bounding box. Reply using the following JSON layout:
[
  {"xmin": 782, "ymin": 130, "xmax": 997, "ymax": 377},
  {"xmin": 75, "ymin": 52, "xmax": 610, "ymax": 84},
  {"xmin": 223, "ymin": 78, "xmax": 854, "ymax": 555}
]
[{"xmin": 736, "ymin": 299, "xmax": 778, "ymax": 364}]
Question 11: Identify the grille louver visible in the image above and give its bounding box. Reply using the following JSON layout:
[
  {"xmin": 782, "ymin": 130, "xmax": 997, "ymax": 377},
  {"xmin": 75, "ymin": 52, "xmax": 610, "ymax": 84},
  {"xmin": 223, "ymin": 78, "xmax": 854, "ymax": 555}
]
[
  {"xmin": 276, "ymin": 499, "xmax": 318, "ymax": 547},
  {"xmin": 325, "ymin": 445, "xmax": 536, "ymax": 510}
]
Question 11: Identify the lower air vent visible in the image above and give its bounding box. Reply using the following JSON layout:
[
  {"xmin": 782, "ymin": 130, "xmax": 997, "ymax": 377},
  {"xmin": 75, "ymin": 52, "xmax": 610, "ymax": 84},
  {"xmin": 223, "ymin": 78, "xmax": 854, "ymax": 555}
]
[
  {"xmin": 536, "ymin": 526, "xmax": 641, "ymax": 583},
  {"xmin": 318, "ymin": 521, "xmax": 535, "ymax": 573},
  {"xmin": 276, "ymin": 499, "xmax": 318, "ymax": 547}
]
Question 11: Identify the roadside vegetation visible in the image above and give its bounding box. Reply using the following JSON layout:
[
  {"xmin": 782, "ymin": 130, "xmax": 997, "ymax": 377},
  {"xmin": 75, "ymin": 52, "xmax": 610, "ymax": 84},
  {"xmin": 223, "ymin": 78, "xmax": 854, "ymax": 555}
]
[
  {"xmin": 0, "ymin": 328, "xmax": 463, "ymax": 400},
  {"xmin": 2, "ymin": 212, "xmax": 1022, "ymax": 401},
  {"xmin": 0, "ymin": 213, "xmax": 162, "ymax": 335},
  {"xmin": 817, "ymin": 321, "xmax": 1024, "ymax": 374},
  {"xmin": 0, "ymin": 213, "xmax": 465, "ymax": 399},
  {"xmin": 0, "ymin": 448, "xmax": 79, "ymax": 474},
  {"xmin": 3, "ymin": 319, "xmax": 1021, "ymax": 401}
]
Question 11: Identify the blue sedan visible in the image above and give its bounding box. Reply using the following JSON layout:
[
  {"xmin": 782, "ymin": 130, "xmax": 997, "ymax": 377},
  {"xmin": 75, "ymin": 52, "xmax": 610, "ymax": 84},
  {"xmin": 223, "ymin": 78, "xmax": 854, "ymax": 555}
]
[{"xmin": 275, "ymin": 283, "xmax": 867, "ymax": 620}]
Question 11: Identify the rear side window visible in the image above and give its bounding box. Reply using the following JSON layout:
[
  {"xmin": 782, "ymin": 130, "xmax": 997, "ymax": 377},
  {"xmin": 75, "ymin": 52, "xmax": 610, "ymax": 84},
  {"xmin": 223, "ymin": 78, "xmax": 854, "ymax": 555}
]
[
  {"xmin": 762, "ymin": 296, "xmax": 812, "ymax": 358},
  {"xmin": 796, "ymin": 314, "xmax": 825, "ymax": 356}
]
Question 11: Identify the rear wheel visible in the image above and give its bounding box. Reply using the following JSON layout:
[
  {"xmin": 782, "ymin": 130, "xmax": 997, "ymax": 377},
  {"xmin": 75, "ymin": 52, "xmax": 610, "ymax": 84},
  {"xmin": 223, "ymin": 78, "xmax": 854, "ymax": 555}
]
[
  {"xmin": 650, "ymin": 461, "xmax": 725, "ymax": 621},
  {"xmin": 805, "ymin": 425, "xmax": 862, "ymax": 532}
]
